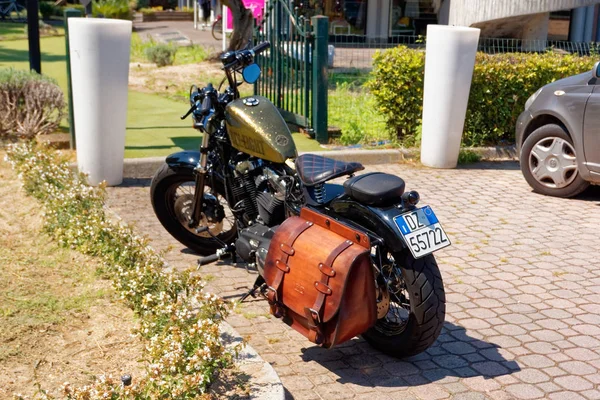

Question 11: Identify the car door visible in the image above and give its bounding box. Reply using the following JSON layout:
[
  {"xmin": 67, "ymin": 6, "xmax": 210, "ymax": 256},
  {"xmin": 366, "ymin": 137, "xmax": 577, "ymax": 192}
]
[{"xmin": 583, "ymin": 85, "xmax": 600, "ymax": 172}]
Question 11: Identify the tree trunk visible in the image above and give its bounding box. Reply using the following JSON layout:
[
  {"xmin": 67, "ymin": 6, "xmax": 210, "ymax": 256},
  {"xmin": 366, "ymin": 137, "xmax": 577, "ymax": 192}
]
[{"xmin": 221, "ymin": 0, "xmax": 254, "ymax": 51}]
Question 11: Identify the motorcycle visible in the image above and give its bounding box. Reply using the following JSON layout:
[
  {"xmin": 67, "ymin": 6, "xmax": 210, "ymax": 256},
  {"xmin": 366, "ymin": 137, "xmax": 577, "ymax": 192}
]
[{"xmin": 150, "ymin": 42, "xmax": 449, "ymax": 358}]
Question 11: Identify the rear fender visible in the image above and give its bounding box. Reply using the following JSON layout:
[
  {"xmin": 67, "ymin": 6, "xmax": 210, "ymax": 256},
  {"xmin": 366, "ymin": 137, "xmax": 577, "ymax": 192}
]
[{"xmin": 329, "ymin": 199, "xmax": 408, "ymax": 252}]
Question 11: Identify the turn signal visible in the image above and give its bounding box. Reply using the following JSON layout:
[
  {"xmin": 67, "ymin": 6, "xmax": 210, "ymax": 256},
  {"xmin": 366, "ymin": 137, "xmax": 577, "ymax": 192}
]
[{"xmin": 402, "ymin": 190, "xmax": 420, "ymax": 206}]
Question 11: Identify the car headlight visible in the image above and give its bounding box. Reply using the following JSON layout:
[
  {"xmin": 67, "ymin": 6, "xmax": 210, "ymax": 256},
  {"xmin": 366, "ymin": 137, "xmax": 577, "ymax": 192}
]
[{"xmin": 525, "ymin": 88, "xmax": 543, "ymax": 110}]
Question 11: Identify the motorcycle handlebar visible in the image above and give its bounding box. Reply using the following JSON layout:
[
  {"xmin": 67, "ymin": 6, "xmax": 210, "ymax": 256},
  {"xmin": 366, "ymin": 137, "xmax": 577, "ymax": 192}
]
[
  {"xmin": 252, "ymin": 41, "xmax": 270, "ymax": 55},
  {"xmin": 222, "ymin": 42, "xmax": 270, "ymax": 70}
]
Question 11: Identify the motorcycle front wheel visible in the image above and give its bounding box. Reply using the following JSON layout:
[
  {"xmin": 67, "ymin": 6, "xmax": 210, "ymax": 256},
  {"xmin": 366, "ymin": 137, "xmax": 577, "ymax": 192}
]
[
  {"xmin": 362, "ymin": 248, "xmax": 446, "ymax": 358},
  {"xmin": 150, "ymin": 163, "xmax": 237, "ymax": 255}
]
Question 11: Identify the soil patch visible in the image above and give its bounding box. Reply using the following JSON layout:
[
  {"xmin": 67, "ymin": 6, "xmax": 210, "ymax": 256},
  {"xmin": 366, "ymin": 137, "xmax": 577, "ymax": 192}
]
[
  {"xmin": 128, "ymin": 61, "xmax": 253, "ymax": 101},
  {"xmin": 0, "ymin": 153, "xmax": 144, "ymax": 398}
]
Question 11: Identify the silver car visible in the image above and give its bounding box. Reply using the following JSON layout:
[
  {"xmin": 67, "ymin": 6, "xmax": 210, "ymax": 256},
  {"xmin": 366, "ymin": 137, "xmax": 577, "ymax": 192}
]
[{"xmin": 516, "ymin": 61, "xmax": 600, "ymax": 197}]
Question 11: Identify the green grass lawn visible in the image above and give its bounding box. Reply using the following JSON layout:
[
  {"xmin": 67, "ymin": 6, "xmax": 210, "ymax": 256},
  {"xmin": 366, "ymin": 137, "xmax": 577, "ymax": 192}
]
[
  {"xmin": 0, "ymin": 22, "xmax": 26, "ymax": 40},
  {"xmin": 1, "ymin": 33, "xmax": 324, "ymax": 157},
  {"xmin": 0, "ymin": 21, "xmax": 65, "ymax": 41}
]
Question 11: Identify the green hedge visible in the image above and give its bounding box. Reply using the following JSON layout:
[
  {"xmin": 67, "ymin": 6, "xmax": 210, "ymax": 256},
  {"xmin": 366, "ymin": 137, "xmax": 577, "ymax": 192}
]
[
  {"xmin": 92, "ymin": 0, "xmax": 135, "ymax": 19},
  {"xmin": 369, "ymin": 47, "xmax": 597, "ymax": 146},
  {"xmin": 39, "ymin": 1, "xmax": 56, "ymax": 19}
]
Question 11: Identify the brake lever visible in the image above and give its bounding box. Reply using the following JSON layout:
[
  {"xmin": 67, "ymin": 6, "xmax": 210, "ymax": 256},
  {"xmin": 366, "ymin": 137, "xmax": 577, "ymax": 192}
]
[{"xmin": 180, "ymin": 103, "xmax": 197, "ymax": 120}]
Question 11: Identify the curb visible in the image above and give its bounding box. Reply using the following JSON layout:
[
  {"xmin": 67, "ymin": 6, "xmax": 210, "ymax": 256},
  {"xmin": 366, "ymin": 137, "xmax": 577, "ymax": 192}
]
[
  {"xmin": 104, "ymin": 205, "xmax": 285, "ymax": 400},
  {"xmin": 220, "ymin": 322, "xmax": 285, "ymax": 400},
  {"xmin": 122, "ymin": 146, "xmax": 517, "ymax": 178}
]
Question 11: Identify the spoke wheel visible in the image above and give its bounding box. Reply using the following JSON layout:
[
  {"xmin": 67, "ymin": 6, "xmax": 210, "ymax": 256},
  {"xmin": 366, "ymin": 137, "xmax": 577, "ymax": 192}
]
[
  {"xmin": 375, "ymin": 254, "xmax": 412, "ymax": 335},
  {"xmin": 211, "ymin": 19, "xmax": 222, "ymax": 40},
  {"xmin": 520, "ymin": 124, "xmax": 589, "ymax": 198},
  {"xmin": 167, "ymin": 182, "xmax": 233, "ymax": 239},
  {"xmin": 361, "ymin": 248, "xmax": 446, "ymax": 358},
  {"xmin": 151, "ymin": 163, "xmax": 237, "ymax": 255}
]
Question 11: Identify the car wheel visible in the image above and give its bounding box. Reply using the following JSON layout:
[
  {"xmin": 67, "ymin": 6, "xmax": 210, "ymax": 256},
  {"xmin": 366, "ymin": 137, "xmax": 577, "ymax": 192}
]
[{"xmin": 520, "ymin": 124, "xmax": 589, "ymax": 198}]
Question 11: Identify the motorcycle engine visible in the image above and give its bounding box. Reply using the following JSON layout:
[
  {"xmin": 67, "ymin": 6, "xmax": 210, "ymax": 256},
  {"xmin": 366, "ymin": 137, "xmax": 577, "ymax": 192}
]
[
  {"xmin": 235, "ymin": 223, "xmax": 275, "ymax": 275},
  {"xmin": 233, "ymin": 160, "xmax": 292, "ymax": 273}
]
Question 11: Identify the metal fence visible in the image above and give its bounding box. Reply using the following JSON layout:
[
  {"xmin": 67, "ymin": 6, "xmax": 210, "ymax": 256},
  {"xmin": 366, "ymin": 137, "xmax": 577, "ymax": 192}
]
[
  {"xmin": 325, "ymin": 33, "xmax": 600, "ymax": 144},
  {"xmin": 328, "ymin": 34, "xmax": 600, "ymax": 72},
  {"xmin": 254, "ymin": 0, "xmax": 313, "ymax": 129}
]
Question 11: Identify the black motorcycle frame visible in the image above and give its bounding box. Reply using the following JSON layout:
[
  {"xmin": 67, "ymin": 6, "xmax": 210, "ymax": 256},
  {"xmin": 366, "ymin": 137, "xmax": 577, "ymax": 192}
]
[{"xmin": 163, "ymin": 149, "xmax": 412, "ymax": 252}]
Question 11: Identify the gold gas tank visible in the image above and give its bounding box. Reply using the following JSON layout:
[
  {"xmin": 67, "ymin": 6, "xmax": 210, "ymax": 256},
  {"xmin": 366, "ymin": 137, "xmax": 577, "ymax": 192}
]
[{"xmin": 225, "ymin": 96, "xmax": 297, "ymax": 163}]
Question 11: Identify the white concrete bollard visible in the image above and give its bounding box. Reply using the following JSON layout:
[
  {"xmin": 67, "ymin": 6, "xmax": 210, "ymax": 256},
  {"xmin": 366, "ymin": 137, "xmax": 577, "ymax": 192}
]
[
  {"xmin": 68, "ymin": 18, "xmax": 132, "ymax": 186},
  {"xmin": 420, "ymin": 25, "xmax": 480, "ymax": 169}
]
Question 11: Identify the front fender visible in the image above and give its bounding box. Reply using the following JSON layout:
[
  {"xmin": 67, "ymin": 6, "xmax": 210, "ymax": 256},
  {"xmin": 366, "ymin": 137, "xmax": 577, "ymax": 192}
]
[
  {"xmin": 164, "ymin": 150, "xmax": 227, "ymax": 197},
  {"xmin": 165, "ymin": 150, "xmax": 201, "ymax": 171},
  {"xmin": 329, "ymin": 199, "xmax": 407, "ymax": 252}
]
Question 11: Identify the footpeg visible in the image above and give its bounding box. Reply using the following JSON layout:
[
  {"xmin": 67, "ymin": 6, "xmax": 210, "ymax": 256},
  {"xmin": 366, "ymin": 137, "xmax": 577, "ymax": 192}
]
[{"xmin": 197, "ymin": 246, "xmax": 232, "ymax": 268}]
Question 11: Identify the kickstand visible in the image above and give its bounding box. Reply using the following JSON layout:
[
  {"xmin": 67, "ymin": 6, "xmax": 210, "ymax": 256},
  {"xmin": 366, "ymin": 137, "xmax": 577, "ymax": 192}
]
[{"xmin": 240, "ymin": 276, "xmax": 266, "ymax": 302}]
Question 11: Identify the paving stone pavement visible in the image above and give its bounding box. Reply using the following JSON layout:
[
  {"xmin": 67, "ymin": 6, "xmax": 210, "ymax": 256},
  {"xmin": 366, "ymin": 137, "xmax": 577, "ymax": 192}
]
[{"xmin": 106, "ymin": 161, "xmax": 600, "ymax": 400}]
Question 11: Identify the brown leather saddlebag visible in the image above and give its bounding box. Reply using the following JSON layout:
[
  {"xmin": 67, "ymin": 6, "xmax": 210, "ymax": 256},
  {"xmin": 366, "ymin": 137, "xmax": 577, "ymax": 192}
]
[{"xmin": 263, "ymin": 208, "xmax": 377, "ymax": 348}]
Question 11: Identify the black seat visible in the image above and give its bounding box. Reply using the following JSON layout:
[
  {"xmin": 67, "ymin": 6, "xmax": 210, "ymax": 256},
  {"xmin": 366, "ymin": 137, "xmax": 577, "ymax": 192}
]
[
  {"xmin": 295, "ymin": 154, "xmax": 364, "ymax": 186},
  {"xmin": 343, "ymin": 172, "xmax": 405, "ymax": 207}
]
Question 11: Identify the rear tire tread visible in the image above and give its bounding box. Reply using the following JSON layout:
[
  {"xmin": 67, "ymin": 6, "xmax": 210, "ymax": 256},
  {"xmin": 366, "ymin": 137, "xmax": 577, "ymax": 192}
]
[{"xmin": 362, "ymin": 251, "xmax": 445, "ymax": 358}]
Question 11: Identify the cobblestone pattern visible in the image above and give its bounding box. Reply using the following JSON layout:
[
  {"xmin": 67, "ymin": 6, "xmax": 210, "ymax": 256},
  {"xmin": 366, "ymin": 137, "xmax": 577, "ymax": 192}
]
[{"xmin": 106, "ymin": 162, "xmax": 600, "ymax": 400}]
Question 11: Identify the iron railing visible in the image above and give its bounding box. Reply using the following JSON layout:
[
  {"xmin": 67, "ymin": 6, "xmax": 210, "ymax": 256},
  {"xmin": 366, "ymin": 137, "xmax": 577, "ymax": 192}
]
[
  {"xmin": 328, "ymin": 34, "xmax": 600, "ymax": 71},
  {"xmin": 254, "ymin": 0, "xmax": 313, "ymax": 128}
]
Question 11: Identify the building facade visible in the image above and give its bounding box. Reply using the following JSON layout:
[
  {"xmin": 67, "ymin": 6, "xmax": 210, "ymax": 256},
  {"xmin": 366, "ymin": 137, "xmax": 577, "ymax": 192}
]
[{"xmin": 305, "ymin": 0, "xmax": 600, "ymax": 42}]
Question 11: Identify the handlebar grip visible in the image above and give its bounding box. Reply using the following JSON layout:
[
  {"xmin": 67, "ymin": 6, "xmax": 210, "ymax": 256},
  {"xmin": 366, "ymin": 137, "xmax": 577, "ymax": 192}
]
[
  {"xmin": 200, "ymin": 95, "xmax": 213, "ymax": 115},
  {"xmin": 252, "ymin": 42, "xmax": 270, "ymax": 55}
]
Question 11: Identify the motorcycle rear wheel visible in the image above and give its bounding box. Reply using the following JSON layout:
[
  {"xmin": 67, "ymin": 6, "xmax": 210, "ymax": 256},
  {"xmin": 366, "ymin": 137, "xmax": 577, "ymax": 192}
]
[
  {"xmin": 150, "ymin": 163, "xmax": 237, "ymax": 255},
  {"xmin": 362, "ymin": 249, "xmax": 446, "ymax": 358}
]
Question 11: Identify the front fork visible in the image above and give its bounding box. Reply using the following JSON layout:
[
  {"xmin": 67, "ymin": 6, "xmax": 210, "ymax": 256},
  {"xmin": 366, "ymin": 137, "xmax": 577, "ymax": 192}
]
[{"xmin": 189, "ymin": 131, "xmax": 210, "ymax": 228}]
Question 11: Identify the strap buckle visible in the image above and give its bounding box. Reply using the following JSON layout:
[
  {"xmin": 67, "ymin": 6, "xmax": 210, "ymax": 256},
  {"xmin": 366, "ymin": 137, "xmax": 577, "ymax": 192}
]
[
  {"xmin": 266, "ymin": 286, "xmax": 278, "ymax": 302},
  {"xmin": 308, "ymin": 307, "xmax": 321, "ymax": 324}
]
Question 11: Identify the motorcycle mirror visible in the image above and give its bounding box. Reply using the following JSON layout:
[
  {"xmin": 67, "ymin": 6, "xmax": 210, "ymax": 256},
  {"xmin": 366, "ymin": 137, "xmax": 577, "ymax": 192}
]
[{"xmin": 242, "ymin": 64, "xmax": 261, "ymax": 84}]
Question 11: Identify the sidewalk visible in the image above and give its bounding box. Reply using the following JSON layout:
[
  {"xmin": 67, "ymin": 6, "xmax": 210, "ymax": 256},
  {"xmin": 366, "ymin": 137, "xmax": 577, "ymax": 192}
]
[
  {"xmin": 133, "ymin": 20, "xmax": 222, "ymax": 53},
  {"xmin": 106, "ymin": 161, "xmax": 600, "ymax": 400}
]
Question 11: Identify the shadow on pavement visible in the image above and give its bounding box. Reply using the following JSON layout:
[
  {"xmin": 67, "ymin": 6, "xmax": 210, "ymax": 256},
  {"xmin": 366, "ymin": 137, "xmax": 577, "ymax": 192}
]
[
  {"xmin": 118, "ymin": 178, "xmax": 152, "ymax": 187},
  {"xmin": 133, "ymin": 25, "xmax": 169, "ymax": 32},
  {"xmin": 576, "ymin": 184, "xmax": 600, "ymax": 201},
  {"xmin": 518, "ymin": 180, "xmax": 600, "ymax": 202},
  {"xmin": 124, "ymin": 137, "xmax": 202, "ymax": 152},
  {"xmin": 457, "ymin": 161, "xmax": 520, "ymax": 170},
  {"xmin": 283, "ymin": 387, "xmax": 294, "ymax": 400},
  {"xmin": 301, "ymin": 321, "xmax": 520, "ymax": 388}
]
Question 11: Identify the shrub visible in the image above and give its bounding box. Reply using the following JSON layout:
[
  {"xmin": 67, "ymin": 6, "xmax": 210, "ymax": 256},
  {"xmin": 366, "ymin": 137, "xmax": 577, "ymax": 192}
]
[
  {"xmin": 56, "ymin": 3, "xmax": 85, "ymax": 16},
  {"xmin": 139, "ymin": 6, "xmax": 155, "ymax": 15},
  {"xmin": 368, "ymin": 46, "xmax": 424, "ymax": 141},
  {"xmin": 0, "ymin": 68, "xmax": 66, "ymax": 138},
  {"xmin": 145, "ymin": 43, "xmax": 177, "ymax": 67},
  {"xmin": 92, "ymin": 0, "xmax": 133, "ymax": 19},
  {"xmin": 174, "ymin": 43, "xmax": 208, "ymax": 64},
  {"xmin": 5, "ymin": 142, "xmax": 238, "ymax": 398},
  {"xmin": 39, "ymin": 1, "xmax": 56, "ymax": 19},
  {"xmin": 328, "ymin": 82, "xmax": 392, "ymax": 145},
  {"xmin": 369, "ymin": 47, "xmax": 597, "ymax": 146}
]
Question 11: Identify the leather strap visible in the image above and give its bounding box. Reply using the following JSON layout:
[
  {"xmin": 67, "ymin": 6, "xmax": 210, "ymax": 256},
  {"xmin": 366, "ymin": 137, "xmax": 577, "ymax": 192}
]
[
  {"xmin": 267, "ymin": 220, "xmax": 313, "ymax": 317},
  {"xmin": 305, "ymin": 239, "xmax": 354, "ymax": 344}
]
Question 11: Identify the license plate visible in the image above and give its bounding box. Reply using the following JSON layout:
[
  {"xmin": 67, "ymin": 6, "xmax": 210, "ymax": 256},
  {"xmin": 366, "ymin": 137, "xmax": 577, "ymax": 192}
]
[{"xmin": 393, "ymin": 206, "xmax": 451, "ymax": 258}]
